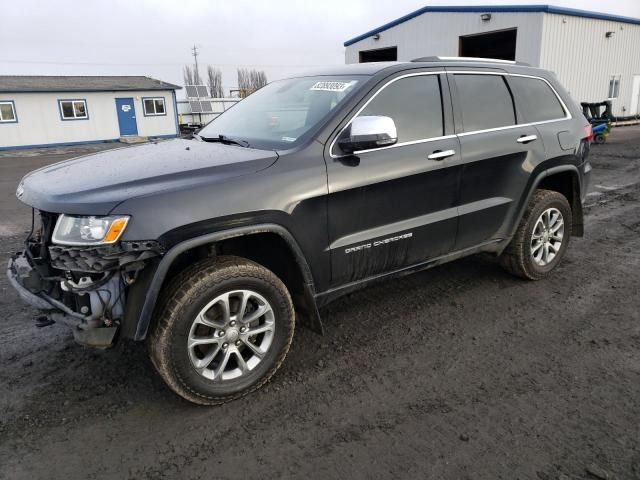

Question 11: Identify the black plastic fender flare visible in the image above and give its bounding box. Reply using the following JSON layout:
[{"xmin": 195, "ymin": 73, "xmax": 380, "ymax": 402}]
[
  {"xmin": 500, "ymin": 164, "xmax": 583, "ymax": 254},
  {"xmin": 133, "ymin": 223, "xmax": 322, "ymax": 340}
]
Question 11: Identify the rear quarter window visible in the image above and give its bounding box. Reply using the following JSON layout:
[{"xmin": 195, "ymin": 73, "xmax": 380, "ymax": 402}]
[
  {"xmin": 508, "ymin": 76, "xmax": 567, "ymax": 123},
  {"xmin": 454, "ymin": 74, "xmax": 516, "ymax": 132}
]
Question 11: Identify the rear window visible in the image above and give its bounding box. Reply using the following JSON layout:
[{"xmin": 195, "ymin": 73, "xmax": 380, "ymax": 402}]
[
  {"xmin": 508, "ymin": 76, "xmax": 566, "ymax": 123},
  {"xmin": 454, "ymin": 74, "xmax": 515, "ymax": 132}
]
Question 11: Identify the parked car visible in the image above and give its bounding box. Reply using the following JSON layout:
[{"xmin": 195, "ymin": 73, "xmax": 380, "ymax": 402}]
[{"xmin": 8, "ymin": 57, "xmax": 592, "ymax": 405}]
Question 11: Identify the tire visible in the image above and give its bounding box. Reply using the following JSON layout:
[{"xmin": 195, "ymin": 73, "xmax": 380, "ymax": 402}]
[
  {"xmin": 593, "ymin": 133, "xmax": 606, "ymax": 144},
  {"xmin": 500, "ymin": 189, "xmax": 572, "ymax": 280},
  {"xmin": 147, "ymin": 255, "xmax": 295, "ymax": 405}
]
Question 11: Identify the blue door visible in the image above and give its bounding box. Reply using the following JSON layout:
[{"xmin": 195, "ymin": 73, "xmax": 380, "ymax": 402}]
[{"xmin": 115, "ymin": 98, "xmax": 138, "ymax": 136}]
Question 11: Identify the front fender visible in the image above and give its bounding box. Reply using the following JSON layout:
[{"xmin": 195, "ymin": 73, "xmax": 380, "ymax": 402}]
[{"xmin": 125, "ymin": 223, "xmax": 322, "ymax": 341}]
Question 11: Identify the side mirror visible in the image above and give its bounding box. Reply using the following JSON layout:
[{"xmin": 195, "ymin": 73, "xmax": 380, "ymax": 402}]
[{"xmin": 337, "ymin": 116, "xmax": 398, "ymax": 154}]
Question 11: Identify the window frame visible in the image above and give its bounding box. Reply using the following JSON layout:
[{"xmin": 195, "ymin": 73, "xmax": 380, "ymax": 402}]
[
  {"xmin": 0, "ymin": 100, "xmax": 18, "ymax": 123},
  {"xmin": 450, "ymin": 71, "xmax": 571, "ymax": 138},
  {"xmin": 607, "ymin": 74, "xmax": 621, "ymax": 99},
  {"xmin": 506, "ymin": 74, "xmax": 569, "ymax": 124},
  {"xmin": 329, "ymin": 70, "xmax": 571, "ymax": 157},
  {"xmin": 453, "ymin": 73, "xmax": 518, "ymax": 133},
  {"xmin": 142, "ymin": 97, "xmax": 167, "ymax": 117},
  {"xmin": 58, "ymin": 99, "xmax": 89, "ymax": 121},
  {"xmin": 329, "ymin": 71, "xmax": 453, "ymax": 158}
]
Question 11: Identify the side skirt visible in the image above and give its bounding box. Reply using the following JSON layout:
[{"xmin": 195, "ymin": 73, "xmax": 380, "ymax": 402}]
[{"xmin": 315, "ymin": 239, "xmax": 502, "ymax": 308}]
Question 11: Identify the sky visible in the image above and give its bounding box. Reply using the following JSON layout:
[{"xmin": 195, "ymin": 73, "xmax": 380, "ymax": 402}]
[{"xmin": 1, "ymin": 0, "xmax": 639, "ymax": 96}]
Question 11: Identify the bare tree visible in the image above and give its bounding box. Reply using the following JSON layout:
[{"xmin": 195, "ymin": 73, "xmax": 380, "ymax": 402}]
[
  {"xmin": 183, "ymin": 64, "xmax": 203, "ymax": 87},
  {"xmin": 193, "ymin": 66, "xmax": 202, "ymax": 85},
  {"xmin": 237, "ymin": 68, "xmax": 268, "ymax": 97},
  {"xmin": 207, "ymin": 66, "xmax": 224, "ymax": 98},
  {"xmin": 183, "ymin": 65, "xmax": 195, "ymax": 86}
]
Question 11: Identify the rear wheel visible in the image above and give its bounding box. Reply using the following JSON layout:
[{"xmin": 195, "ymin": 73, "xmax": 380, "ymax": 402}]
[
  {"xmin": 147, "ymin": 256, "xmax": 295, "ymax": 405},
  {"xmin": 500, "ymin": 189, "xmax": 572, "ymax": 280}
]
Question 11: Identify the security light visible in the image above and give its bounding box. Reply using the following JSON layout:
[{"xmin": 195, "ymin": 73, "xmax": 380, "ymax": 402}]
[
  {"xmin": 373, "ymin": 34, "xmax": 381, "ymax": 40},
  {"xmin": 606, "ymin": 31, "xmax": 615, "ymax": 38},
  {"xmin": 481, "ymin": 13, "xmax": 492, "ymax": 21}
]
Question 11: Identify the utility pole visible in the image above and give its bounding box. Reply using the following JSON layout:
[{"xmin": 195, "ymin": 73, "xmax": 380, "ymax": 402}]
[{"xmin": 191, "ymin": 44, "xmax": 200, "ymax": 84}]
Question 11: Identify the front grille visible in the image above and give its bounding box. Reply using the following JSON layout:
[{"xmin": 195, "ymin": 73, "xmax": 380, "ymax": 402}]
[{"xmin": 49, "ymin": 245, "xmax": 124, "ymax": 272}]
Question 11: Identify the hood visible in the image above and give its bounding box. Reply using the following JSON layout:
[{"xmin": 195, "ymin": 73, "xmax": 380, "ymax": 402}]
[{"xmin": 17, "ymin": 139, "xmax": 278, "ymax": 215}]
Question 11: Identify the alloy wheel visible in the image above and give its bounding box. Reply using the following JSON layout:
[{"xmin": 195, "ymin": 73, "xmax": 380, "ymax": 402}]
[
  {"xmin": 530, "ymin": 207, "xmax": 564, "ymax": 266},
  {"xmin": 187, "ymin": 290, "xmax": 275, "ymax": 381}
]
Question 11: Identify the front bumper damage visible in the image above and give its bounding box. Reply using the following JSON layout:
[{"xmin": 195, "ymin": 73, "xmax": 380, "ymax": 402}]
[{"xmin": 7, "ymin": 210, "xmax": 163, "ymax": 348}]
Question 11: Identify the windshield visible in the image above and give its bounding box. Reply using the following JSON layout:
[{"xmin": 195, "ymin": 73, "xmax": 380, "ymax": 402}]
[{"xmin": 198, "ymin": 75, "xmax": 365, "ymax": 150}]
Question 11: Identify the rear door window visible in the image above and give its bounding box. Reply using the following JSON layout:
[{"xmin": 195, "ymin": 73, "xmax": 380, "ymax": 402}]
[
  {"xmin": 454, "ymin": 74, "xmax": 516, "ymax": 132},
  {"xmin": 508, "ymin": 76, "xmax": 567, "ymax": 123},
  {"xmin": 358, "ymin": 74, "xmax": 444, "ymax": 143}
]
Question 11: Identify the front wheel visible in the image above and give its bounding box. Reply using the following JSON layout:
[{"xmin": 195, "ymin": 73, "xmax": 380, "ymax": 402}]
[
  {"xmin": 147, "ymin": 256, "xmax": 295, "ymax": 405},
  {"xmin": 500, "ymin": 189, "xmax": 572, "ymax": 280}
]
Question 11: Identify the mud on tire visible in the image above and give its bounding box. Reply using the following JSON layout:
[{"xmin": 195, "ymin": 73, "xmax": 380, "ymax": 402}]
[
  {"xmin": 500, "ymin": 189, "xmax": 572, "ymax": 280},
  {"xmin": 147, "ymin": 255, "xmax": 295, "ymax": 405}
]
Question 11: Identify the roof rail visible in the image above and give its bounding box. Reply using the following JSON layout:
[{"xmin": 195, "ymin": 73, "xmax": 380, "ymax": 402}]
[{"xmin": 411, "ymin": 56, "xmax": 530, "ymax": 66}]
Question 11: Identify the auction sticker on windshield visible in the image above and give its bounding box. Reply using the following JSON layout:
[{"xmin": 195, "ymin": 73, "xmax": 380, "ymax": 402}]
[{"xmin": 310, "ymin": 81, "xmax": 357, "ymax": 92}]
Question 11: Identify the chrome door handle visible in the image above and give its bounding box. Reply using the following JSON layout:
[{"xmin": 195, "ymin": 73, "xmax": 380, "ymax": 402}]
[
  {"xmin": 517, "ymin": 134, "xmax": 538, "ymax": 144},
  {"xmin": 427, "ymin": 149, "xmax": 456, "ymax": 160}
]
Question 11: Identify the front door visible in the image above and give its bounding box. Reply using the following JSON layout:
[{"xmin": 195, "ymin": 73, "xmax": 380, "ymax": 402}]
[
  {"xmin": 115, "ymin": 98, "xmax": 138, "ymax": 136},
  {"xmin": 326, "ymin": 72, "xmax": 460, "ymax": 286}
]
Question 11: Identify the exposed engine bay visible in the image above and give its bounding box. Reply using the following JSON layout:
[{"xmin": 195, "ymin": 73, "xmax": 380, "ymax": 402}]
[{"xmin": 7, "ymin": 210, "xmax": 163, "ymax": 347}]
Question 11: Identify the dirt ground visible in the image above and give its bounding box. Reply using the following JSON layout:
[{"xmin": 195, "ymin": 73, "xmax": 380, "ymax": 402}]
[{"xmin": 1, "ymin": 131, "xmax": 639, "ymax": 480}]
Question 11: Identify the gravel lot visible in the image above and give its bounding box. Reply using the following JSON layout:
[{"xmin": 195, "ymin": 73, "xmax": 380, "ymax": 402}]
[{"xmin": 1, "ymin": 130, "xmax": 639, "ymax": 480}]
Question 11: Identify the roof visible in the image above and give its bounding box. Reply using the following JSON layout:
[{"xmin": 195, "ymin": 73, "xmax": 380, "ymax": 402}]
[
  {"xmin": 0, "ymin": 75, "xmax": 181, "ymax": 93},
  {"xmin": 344, "ymin": 5, "xmax": 640, "ymax": 46},
  {"xmin": 293, "ymin": 61, "xmax": 402, "ymax": 77}
]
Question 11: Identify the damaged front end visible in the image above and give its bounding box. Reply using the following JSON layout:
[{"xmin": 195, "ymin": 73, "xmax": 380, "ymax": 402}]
[{"xmin": 7, "ymin": 210, "xmax": 162, "ymax": 348}]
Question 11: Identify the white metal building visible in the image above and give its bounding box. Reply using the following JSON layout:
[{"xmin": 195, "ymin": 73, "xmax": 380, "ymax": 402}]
[
  {"xmin": 0, "ymin": 76, "xmax": 181, "ymax": 150},
  {"xmin": 344, "ymin": 5, "xmax": 640, "ymax": 117}
]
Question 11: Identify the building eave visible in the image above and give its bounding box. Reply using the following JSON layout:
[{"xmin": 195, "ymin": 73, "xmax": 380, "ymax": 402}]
[{"xmin": 344, "ymin": 5, "xmax": 640, "ymax": 47}]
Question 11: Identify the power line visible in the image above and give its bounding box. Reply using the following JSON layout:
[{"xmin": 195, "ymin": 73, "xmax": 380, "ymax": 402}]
[{"xmin": 0, "ymin": 59, "xmax": 333, "ymax": 68}]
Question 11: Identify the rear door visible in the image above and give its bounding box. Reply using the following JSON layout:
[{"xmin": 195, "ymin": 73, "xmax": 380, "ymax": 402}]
[
  {"xmin": 325, "ymin": 71, "xmax": 461, "ymax": 286},
  {"xmin": 506, "ymin": 74, "xmax": 573, "ymax": 160},
  {"xmin": 448, "ymin": 71, "xmax": 546, "ymax": 250}
]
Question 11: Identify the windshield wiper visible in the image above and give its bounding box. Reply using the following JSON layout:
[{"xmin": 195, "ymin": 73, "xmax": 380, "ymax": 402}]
[{"xmin": 199, "ymin": 134, "xmax": 250, "ymax": 148}]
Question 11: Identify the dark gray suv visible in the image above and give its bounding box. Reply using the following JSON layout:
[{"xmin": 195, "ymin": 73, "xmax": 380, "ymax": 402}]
[{"xmin": 8, "ymin": 57, "xmax": 592, "ymax": 404}]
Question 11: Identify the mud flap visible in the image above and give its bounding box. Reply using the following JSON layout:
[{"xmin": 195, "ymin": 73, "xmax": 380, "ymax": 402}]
[{"xmin": 296, "ymin": 283, "xmax": 324, "ymax": 335}]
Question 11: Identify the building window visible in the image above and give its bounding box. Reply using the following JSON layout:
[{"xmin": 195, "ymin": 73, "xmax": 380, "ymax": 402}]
[
  {"xmin": 59, "ymin": 99, "xmax": 88, "ymax": 120},
  {"xmin": 0, "ymin": 101, "xmax": 17, "ymax": 123},
  {"xmin": 608, "ymin": 75, "xmax": 621, "ymax": 99},
  {"xmin": 143, "ymin": 97, "xmax": 166, "ymax": 116}
]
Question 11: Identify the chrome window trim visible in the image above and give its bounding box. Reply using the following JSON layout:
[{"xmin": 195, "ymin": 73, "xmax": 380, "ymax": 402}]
[
  {"xmin": 329, "ymin": 71, "xmax": 446, "ymax": 158},
  {"xmin": 328, "ymin": 70, "xmax": 572, "ymax": 157},
  {"xmin": 347, "ymin": 134, "xmax": 457, "ymax": 155},
  {"xmin": 452, "ymin": 71, "xmax": 572, "ymax": 136}
]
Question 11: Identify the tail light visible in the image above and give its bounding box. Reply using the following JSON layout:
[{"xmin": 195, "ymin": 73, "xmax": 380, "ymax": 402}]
[{"xmin": 583, "ymin": 124, "xmax": 593, "ymax": 142}]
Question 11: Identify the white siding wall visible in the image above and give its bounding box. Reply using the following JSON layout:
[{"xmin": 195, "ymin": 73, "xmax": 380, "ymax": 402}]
[
  {"xmin": 345, "ymin": 12, "xmax": 544, "ymax": 66},
  {"xmin": 540, "ymin": 13, "xmax": 640, "ymax": 116},
  {"xmin": 0, "ymin": 90, "xmax": 177, "ymax": 149}
]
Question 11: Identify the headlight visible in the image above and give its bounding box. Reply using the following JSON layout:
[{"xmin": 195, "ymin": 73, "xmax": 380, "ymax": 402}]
[{"xmin": 52, "ymin": 215, "xmax": 130, "ymax": 246}]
